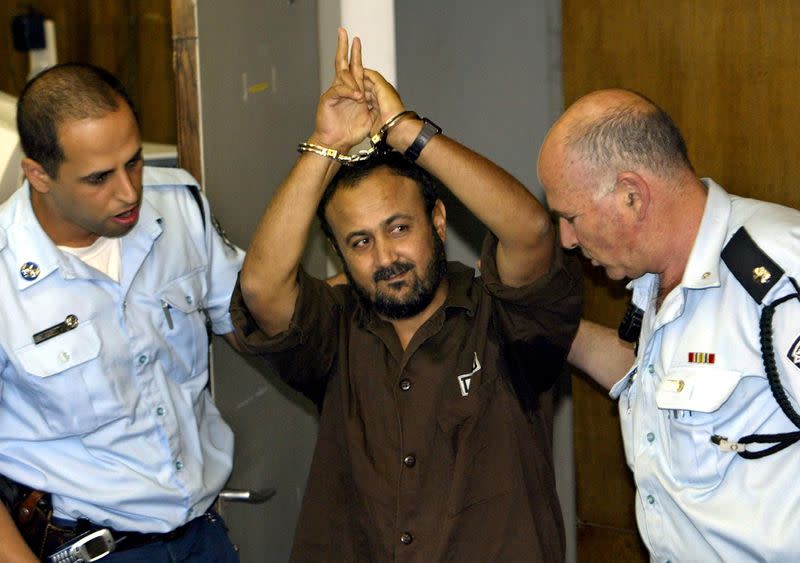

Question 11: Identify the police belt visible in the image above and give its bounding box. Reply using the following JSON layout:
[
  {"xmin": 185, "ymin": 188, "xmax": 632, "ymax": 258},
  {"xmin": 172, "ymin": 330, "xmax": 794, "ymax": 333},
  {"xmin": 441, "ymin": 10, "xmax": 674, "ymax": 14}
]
[{"xmin": 50, "ymin": 515, "xmax": 196, "ymax": 553}]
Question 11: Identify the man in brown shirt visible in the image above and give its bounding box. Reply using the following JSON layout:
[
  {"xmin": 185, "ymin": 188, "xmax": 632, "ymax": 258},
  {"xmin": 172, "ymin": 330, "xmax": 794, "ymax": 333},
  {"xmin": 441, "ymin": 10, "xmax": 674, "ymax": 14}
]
[{"xmin": 230, "ymin": 30, "xmax": 582, "ymax": 561}]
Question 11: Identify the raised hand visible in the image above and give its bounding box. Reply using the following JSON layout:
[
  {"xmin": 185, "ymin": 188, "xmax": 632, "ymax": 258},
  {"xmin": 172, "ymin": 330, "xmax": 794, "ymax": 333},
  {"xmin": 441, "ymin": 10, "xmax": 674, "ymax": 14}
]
[
  {"xmin": 310, "ymin": 28, "xmax": 374, "ymax": 152},
  {"xmin": 363, "ymin": 69, "xmax": 407, "ymax": 139}
]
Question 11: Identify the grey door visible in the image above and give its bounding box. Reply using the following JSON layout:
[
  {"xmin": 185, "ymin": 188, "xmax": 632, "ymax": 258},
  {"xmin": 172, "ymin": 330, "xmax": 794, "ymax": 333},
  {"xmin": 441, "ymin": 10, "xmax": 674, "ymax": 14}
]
[{"xmin": 196, "ymin": 1, "xmax": 323, "ymax": 561}]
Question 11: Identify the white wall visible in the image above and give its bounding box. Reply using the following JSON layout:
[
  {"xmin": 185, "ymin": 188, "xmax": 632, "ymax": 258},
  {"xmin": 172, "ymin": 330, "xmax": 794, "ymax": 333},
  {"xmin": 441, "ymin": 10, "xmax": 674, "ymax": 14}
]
[{"xmin": 0, "ymin": 91, "xmax": 23, "ymax": 203}]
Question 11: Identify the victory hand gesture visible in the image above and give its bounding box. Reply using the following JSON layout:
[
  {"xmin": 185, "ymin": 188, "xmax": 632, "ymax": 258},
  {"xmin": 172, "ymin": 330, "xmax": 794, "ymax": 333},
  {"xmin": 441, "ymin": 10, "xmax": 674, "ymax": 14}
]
[{"xmin": 310, "ymin": 28, "xmax": 374, "ymax": 152}]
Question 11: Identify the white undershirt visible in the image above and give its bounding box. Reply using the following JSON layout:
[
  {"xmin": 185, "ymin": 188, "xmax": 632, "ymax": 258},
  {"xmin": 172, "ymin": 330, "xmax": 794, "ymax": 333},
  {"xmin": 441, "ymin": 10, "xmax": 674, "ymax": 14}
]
[{"xmin": 59, "ymin": 236, "xmax": 121, "ymax": 282}]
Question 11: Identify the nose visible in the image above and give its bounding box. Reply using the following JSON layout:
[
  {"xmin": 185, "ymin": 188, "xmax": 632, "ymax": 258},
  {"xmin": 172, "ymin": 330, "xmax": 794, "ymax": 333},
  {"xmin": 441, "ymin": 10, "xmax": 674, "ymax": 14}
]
[
  {"xmin": 116, "ymin": 169, "xmax": 139, "ymax": 205},
  {"xmin": 558, "ymin": 218, "xmax": 579, "ymax": 250},
  {"xmin": 373, "ymin": 235, "xmax": 398, "ymax": 267}
]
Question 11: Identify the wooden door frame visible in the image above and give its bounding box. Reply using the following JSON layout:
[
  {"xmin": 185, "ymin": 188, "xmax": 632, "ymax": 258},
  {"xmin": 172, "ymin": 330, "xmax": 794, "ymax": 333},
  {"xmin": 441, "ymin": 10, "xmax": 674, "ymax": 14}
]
[{"xmin": 170, "ymin": 0, "xmax": 203, "ymax": 184}]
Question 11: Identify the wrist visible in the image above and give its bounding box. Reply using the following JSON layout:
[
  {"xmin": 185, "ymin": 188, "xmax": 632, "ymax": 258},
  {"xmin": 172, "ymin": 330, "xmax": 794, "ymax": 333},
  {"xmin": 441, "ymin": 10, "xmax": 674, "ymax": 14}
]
[
  {"xmin": 385, "ymin": 118, "xmax": 424, "ymax": 152},
  {"xmin": 399, "ymin": 117, "xmax": 442, "ymax": 162},
  {"xmin": 307, "ymin": 134, "xmax": 351, "ymax": 155}
]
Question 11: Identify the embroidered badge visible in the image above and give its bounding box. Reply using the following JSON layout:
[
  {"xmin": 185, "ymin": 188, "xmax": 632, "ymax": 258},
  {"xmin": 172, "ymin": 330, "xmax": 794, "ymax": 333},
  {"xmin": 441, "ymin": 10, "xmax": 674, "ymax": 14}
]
[
  {"xmin": 688, "ymin": 352, "xmax": 715, "ymax": 364},
  {"xmin": 788, "ymin": 336, "xmax": 800, "ymax": 371},
  {"xmin": 457, "ymin": 352, "xmax": 481, "ymax": 397}
]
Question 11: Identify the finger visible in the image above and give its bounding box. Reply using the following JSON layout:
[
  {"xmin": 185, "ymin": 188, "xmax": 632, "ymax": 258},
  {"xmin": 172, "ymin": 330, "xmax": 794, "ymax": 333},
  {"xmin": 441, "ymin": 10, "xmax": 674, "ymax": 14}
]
[
  {"xmin": 350, "ymin": 37, "xmax": 365, "ymax": 94},
  {"xmin": 335, "ymin": 28, "xmax": 349, "ymax": 72},
  {"xmin": 335, "ymin": 70, "xmax": 362, "ymax": 99},
  {"xmin": 326, "ymin": 82, "xmax": 366, "ymax": 103},
  {"xmin": 363, "ymin": 69, "xmax": 404, "ymax": 117},
  {"xmin": 368, "ymin": 106, "xmax": 381, "ymax": 136},
  {"xmin": 363, "ymin": 68, "xmax": 388, "ymax": 86}
]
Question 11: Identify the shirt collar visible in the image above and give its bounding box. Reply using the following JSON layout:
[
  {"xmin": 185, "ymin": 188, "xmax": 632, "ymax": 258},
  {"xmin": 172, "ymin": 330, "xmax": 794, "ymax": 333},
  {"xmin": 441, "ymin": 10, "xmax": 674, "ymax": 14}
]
[
  {"xmin": 679, "ymin": 178, "xmax": 731, "ymax": 290},
  {"xmin": 5, "ymin": 182, "xmax": 64, "ymax": 289},
  {"xmin": 628, "ymin": 178, "xmax": 731, "ymax": 299},
  {"xmin": 4, "ymin": 182, "xmax": 162, "ymax": 290}
]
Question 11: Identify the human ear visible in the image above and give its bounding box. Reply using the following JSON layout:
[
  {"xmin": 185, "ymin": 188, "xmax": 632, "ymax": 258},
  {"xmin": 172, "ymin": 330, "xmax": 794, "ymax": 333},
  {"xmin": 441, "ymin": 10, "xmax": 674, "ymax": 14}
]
[
  {"xmin": 432, "ymin": 199, "xmax": 447, "ymax": 242},
  {"xmin": 21, "ymin": 158, "xmax": 54, "ymax": 194},
  {"xmin": 617, "ymin": 171, "xmax": 649, "ymax": 221}
]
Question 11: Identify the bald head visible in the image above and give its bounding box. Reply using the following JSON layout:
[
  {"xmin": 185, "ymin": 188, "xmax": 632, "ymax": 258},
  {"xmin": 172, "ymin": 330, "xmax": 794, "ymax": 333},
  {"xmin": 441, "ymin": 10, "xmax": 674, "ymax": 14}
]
[
  {"xmin": 540, "ymin": 89, "xmax": 692, "ymax": 195},
  {"xmin": 539, "ymin": 89, "xmax": 706, "ymax": 287}
]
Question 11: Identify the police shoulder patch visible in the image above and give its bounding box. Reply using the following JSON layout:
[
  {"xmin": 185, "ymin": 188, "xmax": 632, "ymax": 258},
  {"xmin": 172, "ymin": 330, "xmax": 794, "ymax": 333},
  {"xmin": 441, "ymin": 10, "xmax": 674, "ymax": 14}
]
[{"xmin": 721, "ymin": 227, "xmax": 784, "ymax": 304}]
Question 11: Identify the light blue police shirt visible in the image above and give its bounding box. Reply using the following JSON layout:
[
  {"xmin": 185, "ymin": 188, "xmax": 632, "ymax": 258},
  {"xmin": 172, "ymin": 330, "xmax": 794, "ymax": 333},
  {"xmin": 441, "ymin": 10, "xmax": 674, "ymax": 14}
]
[
  {"xmin": 610, "ymin": 179, "xmax": 800, "ymax": 561},
  {"xmin": 0, "ymin": 167, "xmax": 245, "ymax": 533}
]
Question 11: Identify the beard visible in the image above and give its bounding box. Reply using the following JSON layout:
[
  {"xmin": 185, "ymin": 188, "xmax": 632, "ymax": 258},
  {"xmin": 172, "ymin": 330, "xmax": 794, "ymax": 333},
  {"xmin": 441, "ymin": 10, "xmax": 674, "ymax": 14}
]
[{"xmin": 343, "ymin": 229, "xmax": 448, "ymax": 320}]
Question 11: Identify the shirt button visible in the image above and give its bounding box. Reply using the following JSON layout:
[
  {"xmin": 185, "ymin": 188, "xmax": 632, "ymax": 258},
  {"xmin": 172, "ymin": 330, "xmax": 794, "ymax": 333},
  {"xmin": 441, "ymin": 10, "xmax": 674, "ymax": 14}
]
[
  {"xmin": 176, "ymin": 460, "xmax": 184, "ymax": 471},
  {"xmin": 647, "ymin": 364, "xmax": 655, "ymax": 374},
  {"xmin": 403, "ymin": 454, "xmax": 416, "ymax": 468},
  {"xmin": 185, "ymin": 295, "xmax": 193, "ymax": 305},
  {"xmin": 399, "ymin": 379, "xmax": 412, "ymax": 391},
  {"xmin": 646, "ymin": 432, "xmax": 655, "ymax": 443},
  {"xmin": 400, "ymin": 532, "xmax": 413, "ymax": 545},
  {"xmin": 138, "ymin": 354, "xmax": 148, "ymax": 365},
  {"xmin": 646, "ymin": 494, "xmax": 655, "ymax": 505},
  {"xmin": 58, "ymin": 351, "xmax": 71, "ymax": 363},
  {"xmin": 156, "ymin": 407, "xmax": 166, "ymax": 416}
]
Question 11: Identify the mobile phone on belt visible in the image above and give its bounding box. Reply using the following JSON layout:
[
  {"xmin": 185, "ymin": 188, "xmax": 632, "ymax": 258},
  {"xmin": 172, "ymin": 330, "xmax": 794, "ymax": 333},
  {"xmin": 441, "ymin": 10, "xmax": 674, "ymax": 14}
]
[{"xmin": 47, "ymin": 528, "xmax": 115, "ymax": 562}]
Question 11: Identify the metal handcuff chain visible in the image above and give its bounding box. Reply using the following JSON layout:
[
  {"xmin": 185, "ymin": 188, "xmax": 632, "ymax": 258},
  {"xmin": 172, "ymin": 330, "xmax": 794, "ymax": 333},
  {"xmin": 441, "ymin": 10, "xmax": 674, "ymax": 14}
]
[
  {"xmin": 737, "ymin": 276, "xmax": 800, "ymax": 459},
  {"xmin": 297, "ymin": 110, "xmax": 420, "ymax": 166}
]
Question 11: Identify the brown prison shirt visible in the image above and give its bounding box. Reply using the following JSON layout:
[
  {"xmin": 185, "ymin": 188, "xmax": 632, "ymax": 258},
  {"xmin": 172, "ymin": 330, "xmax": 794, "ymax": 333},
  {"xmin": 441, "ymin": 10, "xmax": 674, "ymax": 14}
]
[{"xmin": 230, "ymin": 235, "xmax": 582, "ymax": 562}]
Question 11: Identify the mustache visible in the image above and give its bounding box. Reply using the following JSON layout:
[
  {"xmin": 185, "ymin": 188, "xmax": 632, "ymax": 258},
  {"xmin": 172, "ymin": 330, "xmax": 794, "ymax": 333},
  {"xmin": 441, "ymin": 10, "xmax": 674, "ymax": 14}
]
[{"xmin": 373, "ymin": 261, "xmax": 414, "ymax": 282}]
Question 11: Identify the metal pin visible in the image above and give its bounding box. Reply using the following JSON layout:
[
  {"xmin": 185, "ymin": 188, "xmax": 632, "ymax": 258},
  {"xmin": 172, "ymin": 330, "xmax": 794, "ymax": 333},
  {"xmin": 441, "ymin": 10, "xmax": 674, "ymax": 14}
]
[
  {"xmin": 33, "ymin": 314, "xmax": 79, "ymax": 345},
  {"xmin": 161, "ymin": 300, "xmax": 174, "ymax": 329}
]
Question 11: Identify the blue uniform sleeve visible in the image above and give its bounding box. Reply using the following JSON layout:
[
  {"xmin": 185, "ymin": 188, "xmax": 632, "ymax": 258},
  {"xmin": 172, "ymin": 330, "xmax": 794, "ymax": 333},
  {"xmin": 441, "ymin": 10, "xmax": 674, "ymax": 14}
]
[{"xmin": 194, "ymin": 191, "xmax": 245, "ymax": 335}]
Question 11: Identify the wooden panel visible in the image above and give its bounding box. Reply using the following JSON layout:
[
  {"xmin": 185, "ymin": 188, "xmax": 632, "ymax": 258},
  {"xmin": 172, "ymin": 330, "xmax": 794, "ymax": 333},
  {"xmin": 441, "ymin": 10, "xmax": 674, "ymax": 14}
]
[
  {"xmin": 0, "ymin": 0, "xmax": 175, "ymax": 143},
  {"xmin": 170, "ymin": 0, "xmax": 202, "ymax": 183},
  {"xmin": 136, "ymin": 0, "xmax": 176, "ymax": 143},
  {"xmin": 564, "ymin": 1, "xmax": 800, "ymax": 559},
  {"xmin": 572, "ymin": 371, "xmax": 636, "ymax": 527},
  {"xmin": 563, "ymin": 0, "xmax": 800, "ymax": 210},
  {"xmin": 576, "ymin": 523, "xmax": 648, "ymax": 563}
]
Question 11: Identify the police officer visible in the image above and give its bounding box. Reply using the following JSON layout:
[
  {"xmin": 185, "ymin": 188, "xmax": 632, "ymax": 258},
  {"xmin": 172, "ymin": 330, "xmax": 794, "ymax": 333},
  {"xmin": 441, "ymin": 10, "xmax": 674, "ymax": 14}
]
[
  {"xmin": 0, "ymin": 63, "xmax": 244, "ymax": 561},
  {"xmin": 540, "ymin": 88, "xmax": 800, "ymax": 560}
]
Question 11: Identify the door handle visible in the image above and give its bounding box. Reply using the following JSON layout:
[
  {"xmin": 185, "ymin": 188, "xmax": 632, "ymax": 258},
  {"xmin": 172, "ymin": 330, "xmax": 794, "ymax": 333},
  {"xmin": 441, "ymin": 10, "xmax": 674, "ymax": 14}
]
[{"xmin": 219, "ymin": 488, "xmax": 276, "ymax": 504}]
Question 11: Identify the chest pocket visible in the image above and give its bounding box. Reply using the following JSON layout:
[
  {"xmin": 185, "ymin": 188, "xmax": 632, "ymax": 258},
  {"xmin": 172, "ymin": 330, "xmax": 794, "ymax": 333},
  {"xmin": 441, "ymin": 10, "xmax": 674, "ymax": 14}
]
[
  {"xmin": 158, "ymin": 270, "xmax": 209, "ymax": 382},
  {"xmin": 655, "ymin": 367, "xmax": 745, "ymax": 488},
  {"xmin": 436, "ymin": 374, "xmax": 517, "ymax": 516},
  {"xmin": 14, "ymin": 320, "xmax": 114, "ymax": 436}
]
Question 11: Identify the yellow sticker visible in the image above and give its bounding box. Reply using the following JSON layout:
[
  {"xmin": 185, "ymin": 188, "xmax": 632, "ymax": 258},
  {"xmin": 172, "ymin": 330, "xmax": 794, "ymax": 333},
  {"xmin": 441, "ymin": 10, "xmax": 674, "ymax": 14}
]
[{"xmin": 247, "ymin": 82, "xmax": 269, "ymax": 94}]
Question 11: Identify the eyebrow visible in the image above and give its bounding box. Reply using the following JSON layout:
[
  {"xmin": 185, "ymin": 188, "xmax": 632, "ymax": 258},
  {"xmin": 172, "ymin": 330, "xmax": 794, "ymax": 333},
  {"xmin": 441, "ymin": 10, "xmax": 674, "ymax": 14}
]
[
  {"xmin": 548, "ymin": 208, "xmax": 571, "ymax": 220},
  {"xmin": 343, "ymin": 213, "xmax": 414, "ymax": 243},
  {"xmin": 78, "ymin": 147, "xmax": 143, "ymax": 184}
]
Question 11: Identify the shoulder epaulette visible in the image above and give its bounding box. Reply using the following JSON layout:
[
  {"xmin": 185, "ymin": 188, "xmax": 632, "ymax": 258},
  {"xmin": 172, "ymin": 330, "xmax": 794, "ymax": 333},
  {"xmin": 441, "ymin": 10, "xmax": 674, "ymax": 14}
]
[{"xmin": 721, "ymin": 226, "xmax": 784, "ymax": 304}]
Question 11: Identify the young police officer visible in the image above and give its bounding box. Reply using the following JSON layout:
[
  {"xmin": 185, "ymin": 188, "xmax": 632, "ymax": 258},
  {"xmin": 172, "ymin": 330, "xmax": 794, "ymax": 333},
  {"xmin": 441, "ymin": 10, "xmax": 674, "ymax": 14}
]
[{"xmin": 0, "ymin": 63, "xmax": 243, "ymax": 561}]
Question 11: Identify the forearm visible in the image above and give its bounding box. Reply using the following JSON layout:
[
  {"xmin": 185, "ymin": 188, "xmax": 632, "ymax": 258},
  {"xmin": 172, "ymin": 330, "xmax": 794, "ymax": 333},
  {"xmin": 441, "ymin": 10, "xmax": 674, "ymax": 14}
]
[
  {"xmin": 568, "ymin": 319, "xmax": 635, "ymax": 390},
  {"xmin": 388, "ymin": 120, "xmax": 553, "ymax": 286},
  {"xmin": 239, "ymin": 152, "xmax": 340, "ymax": 336},
  {"xmin": 0, "ymin": 505, "xmax": 37, "ymax": 563}
]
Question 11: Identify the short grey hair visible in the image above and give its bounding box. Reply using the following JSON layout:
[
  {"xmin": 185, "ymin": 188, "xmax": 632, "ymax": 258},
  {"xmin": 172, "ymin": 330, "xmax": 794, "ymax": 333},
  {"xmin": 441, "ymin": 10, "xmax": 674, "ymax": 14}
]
[{"xmin": 567, "ymin": 93, "xmax": 693, "ymax": 179}]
